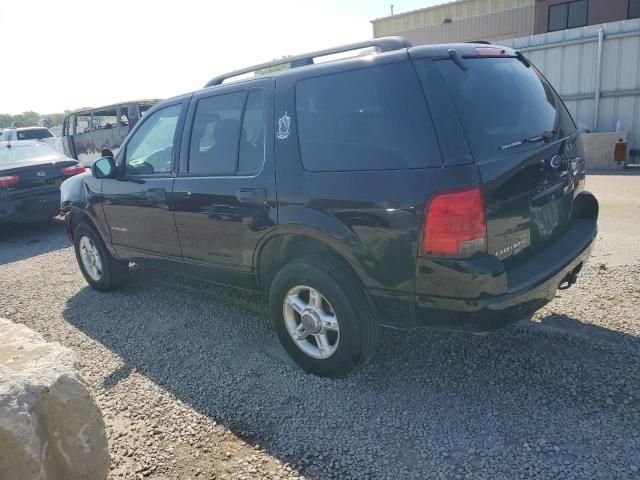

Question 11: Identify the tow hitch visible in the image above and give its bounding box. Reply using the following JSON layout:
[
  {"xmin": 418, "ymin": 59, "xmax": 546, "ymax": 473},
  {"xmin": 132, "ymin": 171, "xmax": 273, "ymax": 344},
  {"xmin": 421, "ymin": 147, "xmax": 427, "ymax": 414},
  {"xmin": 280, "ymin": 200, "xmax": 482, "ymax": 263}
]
[{"xmin": 558, "ymin": 262, "xmax": 583, "ymax": 290}]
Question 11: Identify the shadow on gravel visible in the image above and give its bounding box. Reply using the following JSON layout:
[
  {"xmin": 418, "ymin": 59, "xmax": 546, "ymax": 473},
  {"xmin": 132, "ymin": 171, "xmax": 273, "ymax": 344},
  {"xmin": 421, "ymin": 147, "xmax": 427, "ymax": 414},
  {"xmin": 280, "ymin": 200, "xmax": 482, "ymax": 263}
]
[
  {"xmin": 0, "ymin": 217, "xmax": 69, "ymax": 265},
  {"xmin": 63, "ymin": 266, "xmax": 640, "ymax": 479}
]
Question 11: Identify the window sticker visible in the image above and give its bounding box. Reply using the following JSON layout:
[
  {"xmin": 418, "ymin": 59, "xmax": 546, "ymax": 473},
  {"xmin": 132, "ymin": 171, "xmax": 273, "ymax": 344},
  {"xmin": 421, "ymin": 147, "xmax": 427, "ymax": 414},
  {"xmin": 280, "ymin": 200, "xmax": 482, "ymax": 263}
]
[{"xmin": 277, "ymin": 112, "xmax": 291, "ymax": 140}]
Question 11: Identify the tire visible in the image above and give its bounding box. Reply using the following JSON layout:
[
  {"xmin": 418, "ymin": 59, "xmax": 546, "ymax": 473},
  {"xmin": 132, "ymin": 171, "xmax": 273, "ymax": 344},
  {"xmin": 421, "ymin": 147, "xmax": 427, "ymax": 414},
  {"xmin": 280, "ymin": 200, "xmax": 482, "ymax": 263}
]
[
  {"xmin": 73, "ymin": 222, "xmax": 129, "ymax": 291},
  {"xmin": 269, "ymin": 257, "xmax": 379, "ymax": 377}
]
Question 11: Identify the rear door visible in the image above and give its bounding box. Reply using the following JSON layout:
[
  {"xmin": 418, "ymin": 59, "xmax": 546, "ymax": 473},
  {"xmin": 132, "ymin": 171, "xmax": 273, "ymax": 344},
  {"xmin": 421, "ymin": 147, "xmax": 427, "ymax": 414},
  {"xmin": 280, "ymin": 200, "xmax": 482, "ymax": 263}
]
[
  {"xmin": 62, "ymin": 115, "xmax": 77, "ymax": 159},
  {"xmin": 90, "ymin": 109, "xmax": 124, "ymax": 158},
  {"xmin": 432, "ymin": 56, "xmax": 583, "ymax": 264},
  {"xmin": 72, "ymin": 112, "xmax": 95, "ymax": 166},
  {"xmin": 172, "ymin": 79, "xmax": 276, "ymax": 287}
]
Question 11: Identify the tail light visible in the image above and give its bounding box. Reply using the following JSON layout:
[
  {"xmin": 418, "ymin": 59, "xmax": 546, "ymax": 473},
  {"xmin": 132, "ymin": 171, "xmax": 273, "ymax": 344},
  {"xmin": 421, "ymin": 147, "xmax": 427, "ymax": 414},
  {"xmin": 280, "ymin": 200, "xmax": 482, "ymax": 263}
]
[
  {"xmin": 61, "ymin": 163, "xmax": 86, "ymax": 176},
  {"xmin": 0, "ymin": 175, "xmax": 19, "ymax": 188},
  {"xmin": 420, "ymin": 187, "xmax": 487, "ymax": 257}
]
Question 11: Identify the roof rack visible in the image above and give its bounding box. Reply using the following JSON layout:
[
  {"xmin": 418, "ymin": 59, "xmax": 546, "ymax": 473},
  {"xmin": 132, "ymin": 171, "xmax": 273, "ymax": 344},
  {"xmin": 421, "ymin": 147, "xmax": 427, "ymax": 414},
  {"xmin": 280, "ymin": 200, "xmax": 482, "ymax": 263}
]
[{"xmin": 204, "ymin": 36, "xmax": 412, "ymax": 87}]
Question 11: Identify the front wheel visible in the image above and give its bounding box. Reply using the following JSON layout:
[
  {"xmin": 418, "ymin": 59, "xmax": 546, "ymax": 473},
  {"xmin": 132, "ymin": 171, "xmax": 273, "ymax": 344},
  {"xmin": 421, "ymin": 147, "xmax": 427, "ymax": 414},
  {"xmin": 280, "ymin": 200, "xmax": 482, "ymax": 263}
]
[
  {"xmin": 73, "ymin": 223, "xmax": 129, "ymax": 291},
  {"xmin": 269, "ymin": 258, "xmax": 379, "ymax": 377}
]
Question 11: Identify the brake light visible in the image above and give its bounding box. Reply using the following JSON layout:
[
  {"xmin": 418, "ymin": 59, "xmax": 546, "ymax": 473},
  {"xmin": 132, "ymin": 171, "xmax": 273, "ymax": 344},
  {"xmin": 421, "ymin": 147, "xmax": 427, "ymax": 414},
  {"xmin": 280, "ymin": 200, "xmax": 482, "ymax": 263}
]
[
  {"xmin": 475, "ymin": 47, "xmax": 507, "ymax": 57},
  {"xmin": 0, "ymin": 175, "xmax": 19, "ymax": 188},
  {"xmin": 61, "ymin": 163, "xmax": 86, "ymax": 176},
  {"xmin": 420, "ymin": 187, "xmax": 487, "ymax": 257}
]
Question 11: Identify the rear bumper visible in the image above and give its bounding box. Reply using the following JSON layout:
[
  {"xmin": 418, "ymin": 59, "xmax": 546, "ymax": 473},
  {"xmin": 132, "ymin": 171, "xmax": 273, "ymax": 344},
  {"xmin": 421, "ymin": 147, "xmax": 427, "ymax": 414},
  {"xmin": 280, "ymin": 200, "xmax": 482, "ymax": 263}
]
[
  {"xmin": 413, "ymin": 218, "xmax": 597, "ymax": 332},
  {"xmin": 0, "ymin": 191, "xmax": 61, "ymax": 223}
]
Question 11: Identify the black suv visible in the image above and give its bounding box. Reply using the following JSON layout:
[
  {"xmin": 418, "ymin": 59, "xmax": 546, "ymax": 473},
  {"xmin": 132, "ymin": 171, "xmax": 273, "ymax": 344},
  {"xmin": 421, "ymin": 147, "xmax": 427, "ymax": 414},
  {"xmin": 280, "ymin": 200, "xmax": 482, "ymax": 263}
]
[{"xmin": 61, "ymin": 38, "xmax": 598, "ymax": 377}]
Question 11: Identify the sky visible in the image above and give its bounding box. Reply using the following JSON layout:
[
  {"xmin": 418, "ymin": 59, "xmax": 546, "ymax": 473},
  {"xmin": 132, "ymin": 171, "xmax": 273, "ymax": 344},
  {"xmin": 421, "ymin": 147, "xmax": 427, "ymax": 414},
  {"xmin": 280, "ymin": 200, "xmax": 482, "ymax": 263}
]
[{"xmin": 0, "ymin": 0, "xmax": 442, "ymax": 114}]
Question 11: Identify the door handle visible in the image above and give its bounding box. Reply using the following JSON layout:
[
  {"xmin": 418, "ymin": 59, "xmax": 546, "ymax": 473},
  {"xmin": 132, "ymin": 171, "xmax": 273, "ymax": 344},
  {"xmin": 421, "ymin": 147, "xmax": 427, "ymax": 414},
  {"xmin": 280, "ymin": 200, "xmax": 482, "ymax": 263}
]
[{"xmin": 236, "ymin": 188, "xmax": 267, "ymax": 205}]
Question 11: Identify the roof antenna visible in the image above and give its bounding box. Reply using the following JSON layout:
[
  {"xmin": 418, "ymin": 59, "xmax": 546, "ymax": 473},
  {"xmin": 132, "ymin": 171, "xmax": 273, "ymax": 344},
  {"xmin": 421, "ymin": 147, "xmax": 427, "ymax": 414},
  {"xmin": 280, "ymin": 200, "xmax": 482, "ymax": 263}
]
[{"xmin": 390, "ymin": 4, "xmax": 394, "ymax": 15}]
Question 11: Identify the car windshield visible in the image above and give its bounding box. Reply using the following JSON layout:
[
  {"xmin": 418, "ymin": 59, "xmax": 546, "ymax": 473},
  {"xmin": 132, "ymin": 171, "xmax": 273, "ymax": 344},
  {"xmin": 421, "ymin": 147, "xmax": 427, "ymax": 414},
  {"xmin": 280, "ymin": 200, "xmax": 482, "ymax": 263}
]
[
  {"xmin": 0, "ymin": 142, "xmax": 60, "ymax": 164},
  {"xmin": 16, "ymin": 128, "xmax": 54, "ymax": 140}
]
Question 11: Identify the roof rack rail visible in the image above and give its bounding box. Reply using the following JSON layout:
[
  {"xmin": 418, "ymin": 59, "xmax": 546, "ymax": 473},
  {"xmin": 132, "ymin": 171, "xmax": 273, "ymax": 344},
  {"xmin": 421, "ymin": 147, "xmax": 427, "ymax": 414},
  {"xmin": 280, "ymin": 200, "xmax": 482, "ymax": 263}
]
[{"xmin": 204, "ymin": 36, "xmax": 412, "ymax": 87}]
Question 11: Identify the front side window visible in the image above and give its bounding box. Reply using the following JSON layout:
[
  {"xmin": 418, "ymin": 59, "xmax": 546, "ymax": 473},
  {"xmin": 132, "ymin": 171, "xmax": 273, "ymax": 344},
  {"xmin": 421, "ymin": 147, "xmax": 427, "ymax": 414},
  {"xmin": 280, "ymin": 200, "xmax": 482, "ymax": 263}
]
[
  {"xmin": 630, "ymin": 0, "xmax": 640, "ymax": 19},
  {"xmin": 549, "ymin": 1, "xmax": 588, "ymax": 32},
  {"xmin": 125, "ymin": 104, "xmax": 181, "ymax": 176},
  {"xmin": 75, "ymin": 114, "xmax": 91, "ymax": 135},
  {"xmin": 296, "ymin": 62, "xmax": 441, "ymax": 171},
  {"xmin": 119, "ymin": 106, "xmax": 130, "ymax": 128}
]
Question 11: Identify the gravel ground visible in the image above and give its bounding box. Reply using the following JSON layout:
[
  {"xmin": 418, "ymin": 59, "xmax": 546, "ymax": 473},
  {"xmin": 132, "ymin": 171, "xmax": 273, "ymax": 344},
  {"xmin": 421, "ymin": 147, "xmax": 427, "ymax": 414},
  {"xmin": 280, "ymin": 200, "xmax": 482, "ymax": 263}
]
[{"xmin": 1, "ymin": 174, "xmax": 639, "ymax": 479}]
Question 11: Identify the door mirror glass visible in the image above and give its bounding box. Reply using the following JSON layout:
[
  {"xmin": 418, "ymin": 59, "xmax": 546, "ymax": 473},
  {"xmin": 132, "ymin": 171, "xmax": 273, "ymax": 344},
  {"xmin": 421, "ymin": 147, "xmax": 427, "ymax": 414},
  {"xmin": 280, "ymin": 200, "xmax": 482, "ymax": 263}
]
[{"xmin": 92, "ymin": 157, "xmax": 116, "ymax": 179}]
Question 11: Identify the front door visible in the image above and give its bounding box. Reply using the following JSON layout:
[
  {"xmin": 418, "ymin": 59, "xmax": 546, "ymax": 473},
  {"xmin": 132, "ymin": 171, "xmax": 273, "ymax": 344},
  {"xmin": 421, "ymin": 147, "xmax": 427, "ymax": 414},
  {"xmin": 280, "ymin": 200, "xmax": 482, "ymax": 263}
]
[
  {"xmin": 101, "ymin": 101, "xmax": 186, "ymax": 267},
  {"xmin": 172, "ymin": 80, "xmax": 276, "ymax": 288}
]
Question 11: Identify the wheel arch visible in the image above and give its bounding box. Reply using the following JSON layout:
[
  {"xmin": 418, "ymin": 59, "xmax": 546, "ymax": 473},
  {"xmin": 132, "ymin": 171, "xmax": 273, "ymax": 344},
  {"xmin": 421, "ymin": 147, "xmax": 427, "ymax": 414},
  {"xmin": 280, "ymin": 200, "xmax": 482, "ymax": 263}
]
[
  {"xmin": 254, "ymin": 228, "xmax": 369, "ymax": 294},
  {"xmin": 65, "ymin": 207, "xmax": 116, "ymax": 257}
]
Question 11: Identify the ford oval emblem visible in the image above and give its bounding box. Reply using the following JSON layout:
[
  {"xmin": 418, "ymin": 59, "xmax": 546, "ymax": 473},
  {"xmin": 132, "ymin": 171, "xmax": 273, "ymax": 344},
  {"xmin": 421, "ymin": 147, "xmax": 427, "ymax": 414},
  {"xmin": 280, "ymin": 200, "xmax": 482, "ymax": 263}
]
[{"xmin": 550, "ymin": 155, "xmax": 562, "ymax": 169}]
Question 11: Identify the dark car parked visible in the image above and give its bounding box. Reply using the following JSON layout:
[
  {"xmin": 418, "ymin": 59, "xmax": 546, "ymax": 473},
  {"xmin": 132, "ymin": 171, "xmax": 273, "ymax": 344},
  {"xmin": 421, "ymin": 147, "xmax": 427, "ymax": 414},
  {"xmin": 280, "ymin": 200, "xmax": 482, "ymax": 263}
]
[
  {"xmin": 1, "ymin": 141, "xmax": 85, "ymax": 224},
  {"xmin": 62, "ymin": 100, "xmax": 160, "ymax": 167},
  {"xmin": 60, "ymin": 38, "xmax": 598, "ymax": 377}
]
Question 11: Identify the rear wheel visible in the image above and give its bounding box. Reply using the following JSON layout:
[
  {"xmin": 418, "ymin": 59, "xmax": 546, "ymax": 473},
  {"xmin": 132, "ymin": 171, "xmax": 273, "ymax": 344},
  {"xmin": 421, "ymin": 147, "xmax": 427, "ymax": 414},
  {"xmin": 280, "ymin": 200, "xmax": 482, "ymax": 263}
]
[
  {"xmin": 73, "ymin": 223, "xmax": 129, "ymax": 291},
  {"xmin": 269, "ymin": 257, "xmax": 379, "ymax": 377}
]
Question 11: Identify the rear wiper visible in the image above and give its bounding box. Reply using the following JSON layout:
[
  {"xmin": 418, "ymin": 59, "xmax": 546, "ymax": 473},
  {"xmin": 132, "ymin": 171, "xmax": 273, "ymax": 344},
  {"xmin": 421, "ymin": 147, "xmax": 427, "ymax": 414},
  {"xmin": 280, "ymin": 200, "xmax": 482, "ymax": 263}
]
[{"xmin": 500, "ymin": 130, "xmax": 555, "ymax": 150}]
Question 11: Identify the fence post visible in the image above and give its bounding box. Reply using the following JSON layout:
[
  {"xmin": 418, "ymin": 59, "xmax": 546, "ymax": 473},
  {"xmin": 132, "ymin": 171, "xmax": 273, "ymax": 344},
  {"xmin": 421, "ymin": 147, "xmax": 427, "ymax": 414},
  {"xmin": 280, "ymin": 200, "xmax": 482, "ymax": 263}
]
[{"xmin": 594, "ymin": 27, "xmax": 604, "ymax": 131}]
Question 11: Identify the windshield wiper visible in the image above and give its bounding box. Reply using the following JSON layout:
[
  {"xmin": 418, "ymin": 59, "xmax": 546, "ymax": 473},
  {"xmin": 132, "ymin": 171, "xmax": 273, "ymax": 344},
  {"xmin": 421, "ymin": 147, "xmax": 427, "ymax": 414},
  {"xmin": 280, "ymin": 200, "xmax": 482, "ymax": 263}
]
[{"xmin": 500, "ymin": 130, "xmax": 555, "ymax": 151}]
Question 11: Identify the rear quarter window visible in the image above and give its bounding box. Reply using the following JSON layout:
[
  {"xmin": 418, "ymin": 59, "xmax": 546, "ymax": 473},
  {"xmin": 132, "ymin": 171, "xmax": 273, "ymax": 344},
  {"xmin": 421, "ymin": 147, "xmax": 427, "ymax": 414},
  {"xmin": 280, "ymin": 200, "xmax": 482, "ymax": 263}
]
[{"xmin": 296, "ymin": 61, "xmax": 442, "ymax": 171}]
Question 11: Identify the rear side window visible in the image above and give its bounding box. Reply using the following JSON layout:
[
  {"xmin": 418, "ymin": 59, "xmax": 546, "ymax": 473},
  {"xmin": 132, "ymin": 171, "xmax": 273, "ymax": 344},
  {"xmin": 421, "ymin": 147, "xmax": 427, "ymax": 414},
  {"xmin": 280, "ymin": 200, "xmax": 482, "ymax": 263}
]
[
  {"xmin": 75, "ymin": 114, "xmax": 91, "ymax": 135},
  {"xmin": 238, "ymin": 89, "xmax": 266, "ymax": 175},
  {"xmin": 188, "ymin": 88, "xmax": 266, "ymax": 176},
  {"xmin": 296, "ymin": 62, "xmax": 442, "ymax": 171},
  {"xmin": 16, "ymin": 128, "xmax": 53, "ymax": 140},
  {"xmin": 92, "ymin": 110, "xmax": 118, "ymax": 131},
  {"xmin": 189, "ymin": 92, "xmax": 245, "ymax": 175},
  {"xmin": 433, "ymin": 58, "xmax": 576, "ymax": 163}
]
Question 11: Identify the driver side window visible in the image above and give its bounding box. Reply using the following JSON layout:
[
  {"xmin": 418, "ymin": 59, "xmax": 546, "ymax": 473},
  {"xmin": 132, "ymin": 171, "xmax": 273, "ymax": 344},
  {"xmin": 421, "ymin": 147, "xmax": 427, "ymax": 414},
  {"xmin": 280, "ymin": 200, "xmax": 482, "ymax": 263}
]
[{"xmin": 125, "ymin": 104, "xmax": 181, "ymax": 176}]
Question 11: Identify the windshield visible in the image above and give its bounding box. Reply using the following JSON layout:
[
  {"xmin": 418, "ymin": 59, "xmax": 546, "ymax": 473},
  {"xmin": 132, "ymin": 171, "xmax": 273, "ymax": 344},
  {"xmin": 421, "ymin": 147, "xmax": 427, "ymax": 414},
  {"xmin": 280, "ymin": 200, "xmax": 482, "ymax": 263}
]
[
  {"xmin": 16, "ymin": 128, "xmax": 54, "ymax": 140},
  {"xmin": 0, "ymin": 142, "xmax": 61, "ymax": 164},
  {"xmin": 432, "ymin": 57, "xmax": 576, "ymax": 163}
]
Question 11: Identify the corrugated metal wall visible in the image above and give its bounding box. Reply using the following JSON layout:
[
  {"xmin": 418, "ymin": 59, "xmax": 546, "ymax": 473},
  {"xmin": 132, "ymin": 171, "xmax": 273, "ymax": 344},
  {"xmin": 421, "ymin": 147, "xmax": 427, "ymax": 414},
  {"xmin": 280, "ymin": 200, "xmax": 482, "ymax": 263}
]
[{"xmin": 500, "ymin": 19, "xmax": 640, "ymax": 155}]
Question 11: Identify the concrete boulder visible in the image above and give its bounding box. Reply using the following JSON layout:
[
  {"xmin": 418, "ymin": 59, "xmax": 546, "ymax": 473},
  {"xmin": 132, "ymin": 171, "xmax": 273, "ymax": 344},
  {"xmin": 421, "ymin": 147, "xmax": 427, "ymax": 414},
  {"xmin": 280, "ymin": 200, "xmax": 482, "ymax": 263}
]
[{"xmin": 0, "ymin": 318, "xmax": 109, "ymax": 480}]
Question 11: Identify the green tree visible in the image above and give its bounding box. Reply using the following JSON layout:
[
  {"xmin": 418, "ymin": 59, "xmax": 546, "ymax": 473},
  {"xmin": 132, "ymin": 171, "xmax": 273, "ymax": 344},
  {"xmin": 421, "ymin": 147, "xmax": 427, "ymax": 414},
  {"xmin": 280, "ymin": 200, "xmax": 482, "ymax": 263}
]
[{"xmin": 0, "ymin": 111, "xmax": 68, "ymax": 129}]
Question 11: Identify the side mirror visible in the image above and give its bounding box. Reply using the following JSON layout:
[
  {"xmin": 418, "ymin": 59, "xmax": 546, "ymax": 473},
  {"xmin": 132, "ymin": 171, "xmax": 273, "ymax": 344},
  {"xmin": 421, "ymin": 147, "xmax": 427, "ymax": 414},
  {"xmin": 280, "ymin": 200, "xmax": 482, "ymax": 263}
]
[
  {"xmin": 101, "ymin": 148, "xmax": 114, "ymax": 158},
  {"xmin": 92, "ymin": 157, "xmax": 117, "ymax": 179}
]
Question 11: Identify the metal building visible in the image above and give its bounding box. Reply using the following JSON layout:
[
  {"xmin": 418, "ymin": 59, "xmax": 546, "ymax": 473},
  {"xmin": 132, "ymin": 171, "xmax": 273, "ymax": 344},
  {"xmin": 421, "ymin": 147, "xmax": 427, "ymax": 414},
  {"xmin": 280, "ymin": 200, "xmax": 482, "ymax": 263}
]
[
  {"xmin": 371, "ymin": 0, "xmax": 536, "ymax": 45},
  {"xmin": 500, "ymin": 18, "xmax": 640, "ymax": 164},
  {"xmin": 372, "ymin": 0, "xmax": 640, "ymax": 45}
]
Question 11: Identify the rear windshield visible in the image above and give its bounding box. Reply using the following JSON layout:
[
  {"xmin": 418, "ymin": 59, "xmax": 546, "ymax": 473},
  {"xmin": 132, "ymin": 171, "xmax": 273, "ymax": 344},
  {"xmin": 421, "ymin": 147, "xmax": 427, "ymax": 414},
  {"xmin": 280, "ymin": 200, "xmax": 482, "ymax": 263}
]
[
  {"xmin": 434, "ymin": 57, "xmax": 576, "ymax": 163},
  {"xmin": 16, "ymin": 128, "xmax": 54, "ymax": 140},
  {"xmin": 0, "ymin": 143, "xmax": 59, "ymax": 163},
  {"xmin": 296, "ymin": 61, "xmax": 442, "ymax": 171}
]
